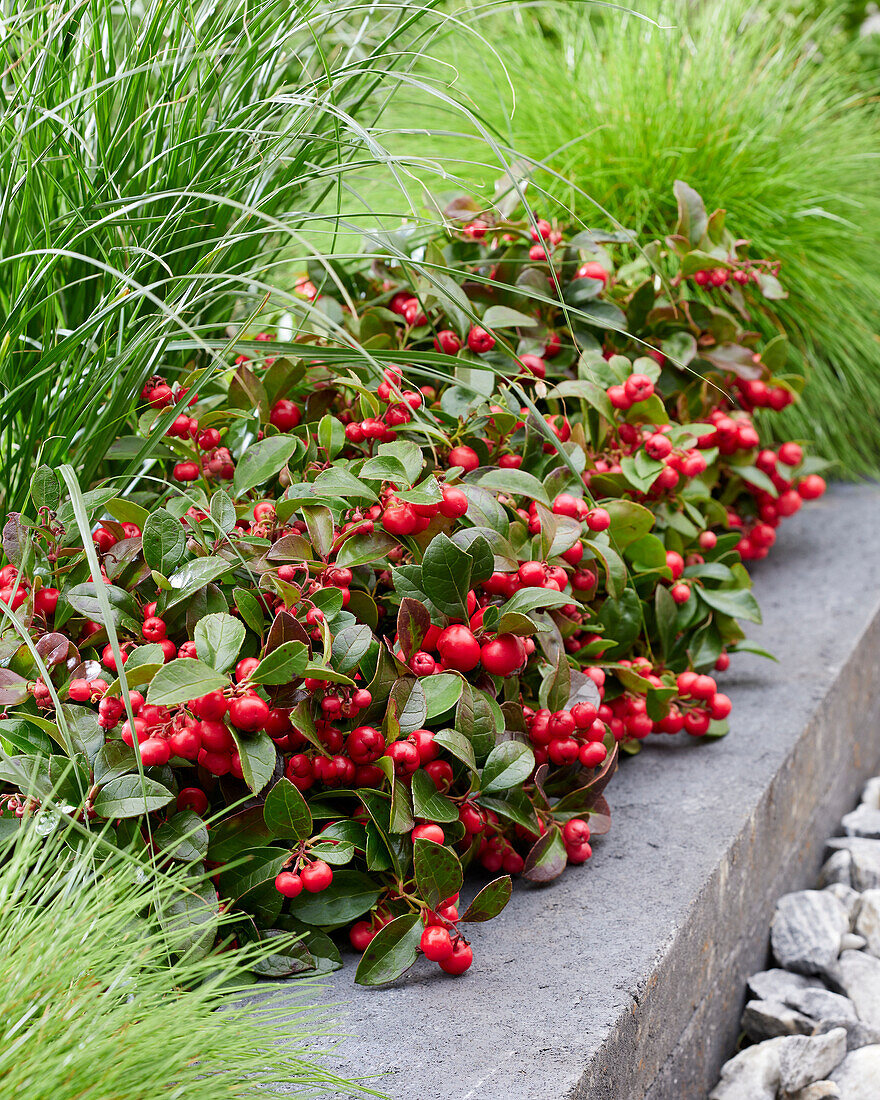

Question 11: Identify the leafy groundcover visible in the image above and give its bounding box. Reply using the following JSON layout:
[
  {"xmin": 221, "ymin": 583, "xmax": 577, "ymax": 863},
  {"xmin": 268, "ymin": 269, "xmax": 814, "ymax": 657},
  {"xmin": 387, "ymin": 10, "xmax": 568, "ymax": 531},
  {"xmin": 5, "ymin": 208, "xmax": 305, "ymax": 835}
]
[{"xmin": 0, "ymin": 183, "xmax": 827, "ymax": 985}]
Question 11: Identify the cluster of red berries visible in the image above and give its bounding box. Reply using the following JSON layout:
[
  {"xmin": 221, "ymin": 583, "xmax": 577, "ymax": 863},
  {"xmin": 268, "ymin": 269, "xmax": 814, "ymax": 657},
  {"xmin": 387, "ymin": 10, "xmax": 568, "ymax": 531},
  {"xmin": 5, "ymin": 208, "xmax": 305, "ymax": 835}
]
[{"xmin": 0, "ymin": 563, "xmax": 58, "ymax": 615}]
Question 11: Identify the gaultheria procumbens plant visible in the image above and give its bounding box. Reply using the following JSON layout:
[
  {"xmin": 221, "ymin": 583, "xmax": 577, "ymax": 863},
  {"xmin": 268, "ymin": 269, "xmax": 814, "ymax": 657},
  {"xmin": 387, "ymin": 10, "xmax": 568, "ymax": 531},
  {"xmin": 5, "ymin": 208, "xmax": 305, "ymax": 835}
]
[{"xmin": 0, "ymin": 185, "xmax": 826, "ymax": 984}]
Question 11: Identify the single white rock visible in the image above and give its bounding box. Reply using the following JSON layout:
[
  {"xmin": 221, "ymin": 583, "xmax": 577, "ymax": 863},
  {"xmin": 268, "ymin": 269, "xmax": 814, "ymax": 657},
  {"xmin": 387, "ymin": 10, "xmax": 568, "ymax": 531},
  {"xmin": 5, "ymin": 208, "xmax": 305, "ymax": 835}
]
[
  {"xmin": 777, "ymin": 1028, "xmax": 848, "ymax": 1093},
  {"xmin": 824, "ymin": 951, "xmax": 880, "ymax": 1028},
  {"xmin": 823, "ymin": 883, "xmax": 861, "ymax": 925},
  {"xmin": 709, "ymin": 1038, "xmax": 783, "ymax": 1100},
  {"xmin": 829, "ymin": 1044, "xmax": 880, "ymax": 1098},
  {"xmin": 826, "ymin": 838, "xmax": 880, "ymax": 891},
  {"xmin": 772, "ymin": 891, "xmax": 849, "ymax": 975},
  {"xmin": 855, "ymin": 889, "xmax": 880, "ymax": 957},
  {"xmin": 860, "ymin": 775, "xmax": 880, "ymax": 810},
  {"xmin": 842, "ymin": 804, "xmax": 880, "ymax": 839},
  {"xmin": 743, "ymin": 999, "xmax": 813, "ymax": 1041},
  {"xmin": 819, "ymin": 850, "xmax": 854, "ymax": 889},
  {"xmin": 786, "ymin": 1080, "xmax": 841, "ymax": 1100},
  {"xmin": 748, "ymin": 969, "xmax": 823, "ymax": 1003}
]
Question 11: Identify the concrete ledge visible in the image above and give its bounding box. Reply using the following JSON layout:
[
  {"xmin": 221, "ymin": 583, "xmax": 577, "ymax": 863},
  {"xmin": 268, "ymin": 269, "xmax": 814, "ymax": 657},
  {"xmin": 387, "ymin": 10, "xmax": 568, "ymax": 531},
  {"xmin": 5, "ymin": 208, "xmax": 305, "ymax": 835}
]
[{"xmin": 275, "ymin": 483, "xmax": 880, "ymax": 1100}]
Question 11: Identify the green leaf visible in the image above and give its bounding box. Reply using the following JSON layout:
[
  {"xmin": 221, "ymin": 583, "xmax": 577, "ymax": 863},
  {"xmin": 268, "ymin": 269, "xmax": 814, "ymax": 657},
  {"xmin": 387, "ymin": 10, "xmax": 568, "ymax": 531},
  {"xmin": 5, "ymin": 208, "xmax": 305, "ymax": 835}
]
[
  {"xmin": 397, "ymin": 598, "xmax": 430, "ymax": 662},
  {"xmin": 250, "ymin": 640, "xmax": 308, "ymax": 685},
  {"xmin": 482, "ymin": 304, "xmax": 538, "ymax": 329},
  {"xmin": 232, "ymin": 435, "xmax": 300, "ymax": 497},
  {"xmin": 354, "ymin": 913, "xmax": 423, "ymax": 986},
  {"xmin": 59, "ymin": 703, "xmax": 104, "ymax": 761},
  {"xmin": 599, "ymin": 588, "xmax": 643, "ymax": 659},
  {"xmin": 300, "ymin": 504, "xmax": 334, "ymax": 559},
  {"xmin": 218, "ymin": 846, "xmax": 289, "ymax": 907},
  {"xmin": 31, "ymin": 465, "xmax": 60, "ymax": 511},
  {"xmin": 377, "ymin": 441, "xmax": 423, "ymax": 485},
  {"xmin": 588, "ymin": 543, "xmax": 628, "ymax": 598},
  {"xmin": 229, "ymin": 729, "xmax": 276, "ymax": 795},
  {"xmin": 335, "ymin": 530, "xmax": 400, "ymax": 568},
  {"xmin": 164, "ymin": 559, "xmax": 232, "ymax": 613},
  {"xmin": 331, "ymin": 624, "xmax": 373, "ymax": 674},
  {"xmin": 233, "ymin": 587, "xmax": 264, "ymax": 637},
  {"xmin": 93, "ymin": 741, "xmax": 137, "ymax": 786},
  {"xmin": 157, "ymin": 876, "xmax": 219, "ymax": 960},
  {"xmin": 0, "ymin": 718, "xmax": 53, "ymax": 756},
  {"xmin": 433, "ymin": 728, "xmax": 477, "ymax": 774},
  {"xmin": 289, "ymin": 869, "xmax": 383, "ymax": 928},
  {"xmin": 93, "ymin": 775, "xmax": 174, "ymax": 818},
  {"xmin": 540, "ymin": 651, "xmax": 571, "ymax": 712},
  {"xmin": 423, "ymin": 673, "xmax": 464, "ymax": 719},
  {"xmin": 421, "ymin": 533, "xmax": 472, "ymax": 618},
  {"xmin": 476, "ymin": 467, "xmax": 550, "ymax": 505},
  {"xmin": 411, "ymin": 769, "xmax": 459, "ymax": 823},
  {"xmin": 359, "ymin": 455, "xmax": 411, "ymax": 484},
  {"xmin": 194, "ymin": 612, "xmax": 246, "ymax": 673},
  {"xmin": 699, "ymin": 585, "xmax": 762, "ymax": 624},
  {"xmin": 455, "ymin": 682, "xmax": 498, "ymax": 761},
  {"xmin": 498, "ymin": 587, "xmax": 573, "ymax": 622},
  {"xmin": 522, "ymin": 827, "xmax": 567, "ymax": 883},
  {"xmin": 386, "ymin": 677, "xmax": 428, "ymax": 737},
  {"xmin": 460, "ymin": 876, "xmax": 512, "ymax": 922},
  {"xmin": 262, "ymin": 777, "xmax": 312, "ymax": 841},
  {"xmin": 413, "ymin": 837, "xmax": 463, "ymax": 910},
  {"xmin": 605, "ymin": 499, "xmax": 654, "ymax": 550},
  {"xmin": 65, "ymin": 583, "xmax": 139, "ymax": 629},
  {"xmin": 154, "ymin": 810, "xmax": 209, "ymax": 862},
  {"xmin": 0, "ymin": 669, "xmax": 33, "ymax": 707},
  {"xmin": 480, "ymin": 741, "xmax": 535, "ymax": 795},
  {"xmin": 146, "ymin": 658, "xmax": 228, "ymax": 706},
  {"xmin": 209, "ymin": 490, "xmax": 237, "ymax": 534},
  {"xmin": 655, "ymin": 584, "xmax": 678, "ymax": 659},
  {"xmin": 142, "ymin": 508, "xmax": 186, "ymax": 574}
]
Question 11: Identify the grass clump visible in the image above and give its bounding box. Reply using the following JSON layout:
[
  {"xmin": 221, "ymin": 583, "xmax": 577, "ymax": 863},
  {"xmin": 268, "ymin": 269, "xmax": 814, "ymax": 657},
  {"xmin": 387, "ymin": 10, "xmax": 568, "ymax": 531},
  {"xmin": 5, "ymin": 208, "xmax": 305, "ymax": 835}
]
[{"xmin": 0, "ymin": 814, "xmax": 371, "ymax": 1099}]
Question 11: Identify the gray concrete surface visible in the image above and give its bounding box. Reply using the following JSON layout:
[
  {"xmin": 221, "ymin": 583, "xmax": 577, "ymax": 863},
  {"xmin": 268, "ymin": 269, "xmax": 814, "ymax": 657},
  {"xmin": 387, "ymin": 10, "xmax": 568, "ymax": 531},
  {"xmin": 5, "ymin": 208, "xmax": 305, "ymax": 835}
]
[{"xmin": 276, "ymin": 483, "xmax": 880, "ymax": 1100}]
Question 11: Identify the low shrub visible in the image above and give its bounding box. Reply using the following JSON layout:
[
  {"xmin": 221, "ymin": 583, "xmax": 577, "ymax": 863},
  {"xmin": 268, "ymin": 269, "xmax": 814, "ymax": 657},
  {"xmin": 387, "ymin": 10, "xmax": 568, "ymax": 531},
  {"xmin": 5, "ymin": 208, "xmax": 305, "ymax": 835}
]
[{"xmin": 0, "ymin": 184, "xmax": 827, "ymax": 985}]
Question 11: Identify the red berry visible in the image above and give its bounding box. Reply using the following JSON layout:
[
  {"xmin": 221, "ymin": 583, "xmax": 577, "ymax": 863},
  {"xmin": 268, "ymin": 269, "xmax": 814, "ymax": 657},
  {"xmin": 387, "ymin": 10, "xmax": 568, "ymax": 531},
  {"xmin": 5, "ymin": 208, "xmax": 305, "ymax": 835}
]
[
  {"xmin": 574, "ymin": 260, "xmax": 607, "ymax": 284},
  {"xmin": 439, "ymin": 940, "xmax": 473, "ymax": 975},
  {"xmin": 139, "ymin": 737, "xmax": 171, "ymax": 767},
  {"xmin": 563, "ymin": 818, "xmax": 591, "ymax": 846},
  {"xmin": 798, "ymin": 475, "xmax": 826, "ymax": 500},
  {"xmin": 191, "ymin": 691, "xmax": 228, "ymax": 720},
  {"xmin": 448, "ymin": 446, "xmax": 479, "ymax": 472},
  {"xmin": 275, "ymin": 871, "xmax": 303, "ymax": 898},
  {"xmin": 349, "ymin": 920, "xmax": 376, "ymax": 952},
  {"xmin": 579, "ymin": 742, "xmax": 607, "ymax": 767},
  {"xmin": 467, "ymin": 326, "xmax": 495, "ymax": 354},
  {"xmin": 777, "ymin": 442, "xmax": 803, "ymax": 467},
  {"xmin": 671, "ymin": 583, "xmax": 691, "ymax": 604},
  {"xmin": 177, "ymin": 787, "xmax": 209, "ymax": 815},
  {"xmin": 436, "ymin": 625, "xmax": 481, "ymax": 672},
  {"xmin": 300, "ymin": 860, "xmax": 333, "ymax": 893},
  {"xmin": 421, "ymin": 925, "xmax": 454, "ymax": 961},
  {"xmin": 624, "ymin": 373, "xmax": 654, "ymax": 404},
  {"xmin": 33, "ymin": 588, "xmax": 59, "ymax": 616},
  {"xmin": 586, "ymin": 508, "xmax": 610, "ymax": 533},
  {"xmin": 382, "ymin": 502, "xmax": 418, "ymax": 537},
  {"xmin": 666, "ymin": 551, "xmax": 685, "ymax": 580},
  {"xmin": 229, "ymin": 695, "xmax": 270, "ymax": 732},
  {"xmin": 413, "ymin": 823, "xmax": 445, "ymax": 844},
  {"xmin": 480, "ymin": 634, "xmax": 525, "ymax": 676},
  {"xmin": 434, "ymin": 330, "xmax": 462, "ymax": 355},
  {"xmin": 270, "ymin": 399, "xmax": 302, "ymax": 432},
  {"xmin": 385, "ymin": 739, "xmax": 420, "ymax": 777},
  {"xmin": 439, "ymin": 485, "xmax": 469, "ymax": 518}
]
